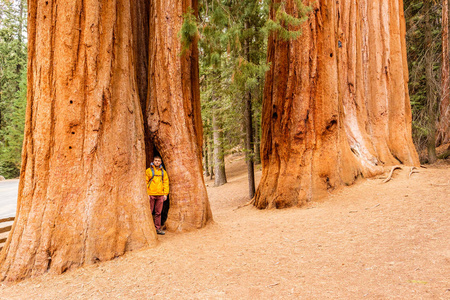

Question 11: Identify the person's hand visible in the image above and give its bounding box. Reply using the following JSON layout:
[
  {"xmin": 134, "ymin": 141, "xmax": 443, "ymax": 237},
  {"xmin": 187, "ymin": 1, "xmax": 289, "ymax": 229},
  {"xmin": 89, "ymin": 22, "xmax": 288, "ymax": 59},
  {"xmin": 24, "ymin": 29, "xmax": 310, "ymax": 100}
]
[{"xmin": 164, "ymin": 195, "xmax": 167, "ymax": 201}]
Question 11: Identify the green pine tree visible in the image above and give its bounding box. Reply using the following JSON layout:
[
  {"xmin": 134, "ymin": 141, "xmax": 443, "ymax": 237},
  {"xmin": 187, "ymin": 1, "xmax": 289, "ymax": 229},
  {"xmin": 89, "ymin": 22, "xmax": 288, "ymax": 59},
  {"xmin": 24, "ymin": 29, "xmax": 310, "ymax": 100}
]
[
  {"xmin": 405, "ymin": 0, "xmax": 443, "ymax": 162},
  {"xmin": 0, "ymin": 0, "xmax": 27, "ymax": 178}
]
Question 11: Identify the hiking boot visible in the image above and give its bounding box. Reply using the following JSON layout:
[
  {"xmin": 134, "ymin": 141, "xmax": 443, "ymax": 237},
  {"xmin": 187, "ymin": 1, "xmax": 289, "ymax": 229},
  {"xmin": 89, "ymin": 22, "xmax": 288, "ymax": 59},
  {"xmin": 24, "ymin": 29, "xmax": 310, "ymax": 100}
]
[{"xmin": 156, "ymin": 229, "xmax": 165, "ymax": 235}]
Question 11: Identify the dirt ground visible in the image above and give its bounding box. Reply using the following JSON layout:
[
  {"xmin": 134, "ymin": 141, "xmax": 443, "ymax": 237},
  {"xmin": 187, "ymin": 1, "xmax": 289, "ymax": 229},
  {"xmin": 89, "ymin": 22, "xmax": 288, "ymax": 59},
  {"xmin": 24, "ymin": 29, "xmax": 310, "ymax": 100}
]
[{"xmin": 0, "ymin": 155, "xmax": 449, "ymax": 299}]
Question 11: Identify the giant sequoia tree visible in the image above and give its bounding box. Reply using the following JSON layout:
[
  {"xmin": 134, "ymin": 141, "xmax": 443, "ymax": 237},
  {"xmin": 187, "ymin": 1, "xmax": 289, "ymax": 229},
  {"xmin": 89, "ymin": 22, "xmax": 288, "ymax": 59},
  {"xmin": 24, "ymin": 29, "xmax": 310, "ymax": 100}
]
[
  {"xmin": 147, "ymin": 0, "xmax": 212, "ymax": 230},
  {"xmin": 254, "ymin": 0, "xmax": 420, "ymax": 209},
  {"xmin": 0, "ymin": 0, "xmax": 211, "ymax": 281}
]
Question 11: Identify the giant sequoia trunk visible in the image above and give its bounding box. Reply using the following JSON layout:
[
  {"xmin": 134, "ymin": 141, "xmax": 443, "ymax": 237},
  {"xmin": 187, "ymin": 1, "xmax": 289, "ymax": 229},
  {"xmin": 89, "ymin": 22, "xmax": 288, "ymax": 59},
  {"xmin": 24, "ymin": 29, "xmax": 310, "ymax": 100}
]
[
  {"xmin": 1, "ymin": 0, "xmax": 211, "ymax": 281},
  {"xmin": 147, "ymin": 0, "xmax": 212, "ymax": 231},
  {"xmin": 0, "ymin": 1, "xmax": 157, "ymax": 281},
  {"xmin": 132, "ymin": 0, "xmax": 154, "ymax": 165},
  {"xmin": 254, "ymin": 0, "xmax": 420, "ymax": 209}
]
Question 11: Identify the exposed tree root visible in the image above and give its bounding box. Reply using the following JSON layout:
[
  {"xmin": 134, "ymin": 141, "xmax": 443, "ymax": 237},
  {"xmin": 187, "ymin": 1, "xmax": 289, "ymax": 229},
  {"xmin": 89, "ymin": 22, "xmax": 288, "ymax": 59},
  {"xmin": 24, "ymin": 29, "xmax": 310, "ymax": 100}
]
[
  {"xmin": 437, "ymin": 149, "xmax": 450, "ymax": 159},
  {"xmin": 409, "ymin": 166, "xmax": 419, "ymax": 178},
  {"xmin": 235, "ymin": 198, "xmax": 255, "ymax": 210},
  {"xmin": 382, "ymin": 166, "xmax": 402, "ymax": 183}
]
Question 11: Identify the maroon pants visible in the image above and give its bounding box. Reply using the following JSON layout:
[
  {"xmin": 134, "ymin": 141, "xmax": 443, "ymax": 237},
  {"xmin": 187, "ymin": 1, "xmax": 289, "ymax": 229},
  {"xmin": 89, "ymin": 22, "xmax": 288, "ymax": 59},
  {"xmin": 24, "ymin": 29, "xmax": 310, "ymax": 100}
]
[{"xmin": 149, "ymin": 195, "xmax": 165, "ymax": 230}]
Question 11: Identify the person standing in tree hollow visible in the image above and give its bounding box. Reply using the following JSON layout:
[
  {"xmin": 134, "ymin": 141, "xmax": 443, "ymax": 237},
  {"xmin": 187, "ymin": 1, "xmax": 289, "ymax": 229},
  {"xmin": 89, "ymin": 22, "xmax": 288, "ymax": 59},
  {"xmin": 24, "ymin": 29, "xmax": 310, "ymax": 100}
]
[{"xmin": 146, "ymin": 156, "xmax": 169, "ymax": 235}]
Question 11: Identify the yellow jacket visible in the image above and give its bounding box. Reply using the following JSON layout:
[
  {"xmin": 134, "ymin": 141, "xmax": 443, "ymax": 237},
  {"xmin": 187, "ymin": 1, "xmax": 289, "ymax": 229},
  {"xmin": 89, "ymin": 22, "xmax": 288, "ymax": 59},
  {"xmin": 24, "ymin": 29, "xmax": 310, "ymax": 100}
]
[{"xmin": 146, "ymin": 165, "xmax": 169, "ymax": 196}]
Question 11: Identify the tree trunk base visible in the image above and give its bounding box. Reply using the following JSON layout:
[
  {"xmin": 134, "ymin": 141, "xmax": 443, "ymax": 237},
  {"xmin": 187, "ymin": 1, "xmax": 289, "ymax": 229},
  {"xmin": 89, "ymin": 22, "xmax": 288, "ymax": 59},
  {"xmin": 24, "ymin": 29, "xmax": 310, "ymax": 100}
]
[{"xmin": 253, "ymin": 0, "xmax": 419, "ymax": 209}]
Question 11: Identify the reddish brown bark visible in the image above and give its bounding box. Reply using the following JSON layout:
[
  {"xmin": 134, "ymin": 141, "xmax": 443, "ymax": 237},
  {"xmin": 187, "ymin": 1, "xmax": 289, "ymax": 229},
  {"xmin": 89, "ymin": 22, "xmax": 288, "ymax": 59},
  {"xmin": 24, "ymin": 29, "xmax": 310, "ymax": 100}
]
[
  {"xmin": 254, "ymin": 0, "xmax": 419, "ymax": 209},
  {"xmin": 0, "ymin": 1, "xmax": 157, "ymax": 281},
  {"xmin": 131, "ymin": 0, "xmax": 154, "ymax": 166},
  {"xmin": 1, "ymin": 0, "xmax": 213, "ymax": 282},
  {"xmin": 148, "ymin": 0, "xmax": 212, "ymax": 231},
  {"xmin": 437, "ymin": 0, "xmax": 450, "ymax": 146}
]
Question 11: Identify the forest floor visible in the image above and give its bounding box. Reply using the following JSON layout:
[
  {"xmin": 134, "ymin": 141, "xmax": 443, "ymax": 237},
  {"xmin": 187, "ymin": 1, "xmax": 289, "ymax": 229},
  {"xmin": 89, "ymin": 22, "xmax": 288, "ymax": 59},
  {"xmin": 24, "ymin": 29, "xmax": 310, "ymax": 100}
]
[{"xmin": 0, "ymin": 154, "xmax": 449, "ymax": 299}]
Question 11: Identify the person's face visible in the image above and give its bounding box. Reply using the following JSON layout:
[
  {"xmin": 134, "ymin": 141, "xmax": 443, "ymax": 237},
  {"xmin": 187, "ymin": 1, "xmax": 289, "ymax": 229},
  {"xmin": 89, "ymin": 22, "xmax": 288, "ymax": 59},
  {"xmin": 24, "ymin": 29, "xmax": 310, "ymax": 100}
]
[{"xmin": 153, "ymin": 158, "xmax": 162, "ymax": 167}]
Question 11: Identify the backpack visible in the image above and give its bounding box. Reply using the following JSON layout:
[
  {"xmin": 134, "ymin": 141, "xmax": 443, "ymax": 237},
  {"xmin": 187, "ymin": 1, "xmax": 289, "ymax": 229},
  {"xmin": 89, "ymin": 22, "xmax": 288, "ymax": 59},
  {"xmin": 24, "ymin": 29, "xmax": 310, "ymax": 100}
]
[{"xmin": 148, "ymin": 163, "xmax": 165, "ymax": 188}]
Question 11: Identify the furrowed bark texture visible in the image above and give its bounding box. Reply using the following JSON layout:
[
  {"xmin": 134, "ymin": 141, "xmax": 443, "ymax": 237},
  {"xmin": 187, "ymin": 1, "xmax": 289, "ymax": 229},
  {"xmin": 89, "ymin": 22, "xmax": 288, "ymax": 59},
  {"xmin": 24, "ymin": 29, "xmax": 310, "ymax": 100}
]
[
  {"xmin": 0, "ymin": 0, "xmax": 157, "ymax": 281},
  {"xmin": 254, "ymin": 0, "xmax": 419, "ymax": 209},
  {"xmin": 148, "ymin": 0, "xmax": 212, "ymax": 231},
  {"xmin": 131, "ymin": 0, "xmax": 154, "ymax": 166},
  {"xmin": 437, "ymin": 0, "xmax": 450, "ymax": 146}
]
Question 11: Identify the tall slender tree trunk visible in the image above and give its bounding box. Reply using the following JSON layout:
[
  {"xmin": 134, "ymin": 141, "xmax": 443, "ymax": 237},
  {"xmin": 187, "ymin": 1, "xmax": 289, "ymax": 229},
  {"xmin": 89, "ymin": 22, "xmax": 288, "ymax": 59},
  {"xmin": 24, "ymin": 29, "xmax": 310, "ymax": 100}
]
[
  {"xmin": 204, "ymin": 131, "xmax": 211, "ymax": 177},
  {"xmin": 209, "ymin": 129, "xmax": 215, "ymax": 180},
  {"xmin": 148, "ymin": 0, "xmax": 212, "ymax": 231},
  {"xmin": 437, "ymin": 0, "xmax": 450, "ymax": 146},
  {"xmin": 254, "ymin": 114, "xmax": 261, "ymax": 164},
  {"xmin": 244, "ymin": 93, "xmax": 256, "ymax": 197},
  {"xmin": 212, "ymin": 111, "xmax": 227, "ymax": 186},
  {"xmin": 0, "ymin": 0, "xmax": 157, "ymax": 281},
  {"xmin": 244, "ymin": 22, "xmax": 256, "ymax": 198},
  {"xmin": 424, "ymin": 1, "xmax": 438, "ymax": 163},
  {"xmin": 18, "ymin": 0, "xmax": 24, "ymax": 43},
  {"xmin": 254, "ymin": 0, "xmax": 419, "ymax": 209}
]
